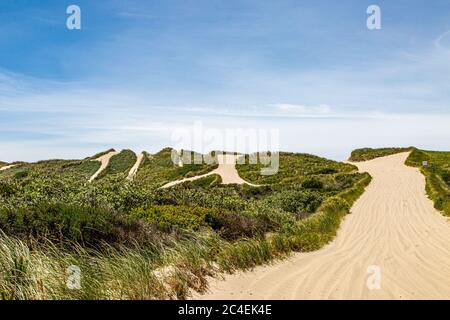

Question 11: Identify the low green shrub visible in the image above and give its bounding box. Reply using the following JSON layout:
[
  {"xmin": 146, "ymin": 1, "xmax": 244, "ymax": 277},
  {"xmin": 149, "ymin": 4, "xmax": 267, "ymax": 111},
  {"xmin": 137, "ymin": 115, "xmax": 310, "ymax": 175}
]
[
  {"xmin": 441, "ymin": 171, "xmax": 450, "ymax": 187},
  {"xmin": 14, "ymin": 170, "xmax": 29, "ymax": 179},
  {"xmin": 265, "ymin": 190, "xmax": 323, "ymax": 215},
  {"xmin": 0, "ymin": 181, "xmax": 16, "ymax": 197},
  {"xmin": 0, "ymin": 203, "xmax": 162, "ymax": 248},
  {"xmin": 318, "ymin": 196, "xmax": 350, "ymax": 215},
  {"xmin": 329, "ymin": 173, "xmax": 360, "ymax": 190},
  {"xmin": 301, "ymin": 178, "xmax": 324, "ymax": 190},
  {"xmin": 313, "ymin": 167, "xmax": 338, "ymax": 174},
  {"xmin": 239, "ymin": 184, "xmax": 272, "ymax": 199},
  {"xmin": 205, "ymin": 211, "xmax": 266, "ymax": 241},
  {"xmin": 131, "ymin": 205, "xmax": 211, "ymax": 231}
]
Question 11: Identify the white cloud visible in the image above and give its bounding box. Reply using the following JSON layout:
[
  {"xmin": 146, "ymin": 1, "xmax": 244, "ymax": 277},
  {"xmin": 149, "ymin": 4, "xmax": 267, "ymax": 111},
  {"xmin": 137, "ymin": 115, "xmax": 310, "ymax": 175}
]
[{"xmin": 272, "ymin": 103, "xmax": 332, "ymax": 115}]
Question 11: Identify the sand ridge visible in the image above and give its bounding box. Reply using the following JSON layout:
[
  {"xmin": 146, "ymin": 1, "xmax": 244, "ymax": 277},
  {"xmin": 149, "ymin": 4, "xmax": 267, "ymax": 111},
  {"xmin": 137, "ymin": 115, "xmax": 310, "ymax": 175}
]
[{"xmin": 195, "ymin": 152, "xmax": 450, "ymax": 300}]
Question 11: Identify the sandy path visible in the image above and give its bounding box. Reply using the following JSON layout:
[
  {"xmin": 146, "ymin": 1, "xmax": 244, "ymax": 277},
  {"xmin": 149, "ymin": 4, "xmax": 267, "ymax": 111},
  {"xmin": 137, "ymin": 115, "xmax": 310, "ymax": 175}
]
[
  {"xmin": 127, "ymin": 152, "xmax": 144, "ymax": 180},
  {"xmin": 161, "ymin": 154, "xmax": 258, "ymax": 188},
  {"xmin": 196, "ymin": 152, "xmax": 450, "ymax": 300},
  {"xmin": 88, "ymin": 150, "xmax": 119, "ymax": 182},
  {"xmin": 0, "ymin": 164, "xmax": 16, "ymax": 171}
]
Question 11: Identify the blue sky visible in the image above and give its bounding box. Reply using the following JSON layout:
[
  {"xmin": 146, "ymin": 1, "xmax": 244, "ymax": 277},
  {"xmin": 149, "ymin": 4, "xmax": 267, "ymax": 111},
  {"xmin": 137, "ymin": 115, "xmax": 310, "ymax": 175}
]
[{"xmin": 1, "ymin": 0, "xmax": 450, "ymax": 161}]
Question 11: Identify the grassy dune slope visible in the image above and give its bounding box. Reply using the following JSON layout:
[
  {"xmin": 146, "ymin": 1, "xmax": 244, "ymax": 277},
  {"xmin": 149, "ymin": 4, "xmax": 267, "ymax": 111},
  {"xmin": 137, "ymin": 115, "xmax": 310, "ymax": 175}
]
[
  {"xmin": 135, "ymin": 148, "xmax": 218, "ymax": 188},
  {"xmin": 406, "ymin": 149, "xmax": 450, "ymax": 216},
  {"xmin": 238, "ymin": 152, "xmax": 356, "ymax": 187},
  {"xmin": 97, "ymin": 149, "xmax": 137, "ymax": 179},
  {"xmin": 349, "ymin": 147, "xmax": 413, "ymax": 161},
  {"xmin": 0, "ymin": 149, "xmax": 371, "ymax": 299}
]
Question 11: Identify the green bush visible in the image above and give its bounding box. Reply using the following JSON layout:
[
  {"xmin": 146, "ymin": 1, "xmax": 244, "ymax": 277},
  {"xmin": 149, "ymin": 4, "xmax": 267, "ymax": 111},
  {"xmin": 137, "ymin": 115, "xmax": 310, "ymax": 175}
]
[
  {"xmin": 313, "ymin": 167, "xmax": 338, "ymax": 174},
  {"xmin": 131, "ymin": 205, "xmax": 211, "ymax": 231},
  {"xmin": 301, "ymin": 178, "xmax": 324, "ymax": 189},
  {"xmin": 14, "ymin": 170, "xmax": 29, "ymax": 179},
  {"xmin": 0, "ymin": 203, "xmax": 161, "ymax": 248},
  {"xmin": 265, "ymin": 190, "xmax": 323, "ymax": 215},
  {"xmin": 319, "ymin": 196, "xmax": 350, "ymax": 214},
  {"xmin": 239, "ymin": 184, "xmax": 272, "ymax": 199},
  {"xmin": 0, "ymin": 181, "xmax": 16, "ymax": 197},
  {"xmin": 205, "ymin": 211, "xmax": 267, "ymax": 241},
  {"xmin": 441, "ymin": 171, "xmax": 450, "ymax": 187}
]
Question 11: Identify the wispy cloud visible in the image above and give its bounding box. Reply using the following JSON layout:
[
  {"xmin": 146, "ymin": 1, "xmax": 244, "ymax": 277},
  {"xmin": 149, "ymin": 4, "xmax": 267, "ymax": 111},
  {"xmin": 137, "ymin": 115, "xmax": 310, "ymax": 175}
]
[
  {"xmin": 272, "ymin": 103, "xmax": 332, "ymax": 115},
  {"xmin": 434, "ymin": 30, "xmax": 450, "ymax": 49}
]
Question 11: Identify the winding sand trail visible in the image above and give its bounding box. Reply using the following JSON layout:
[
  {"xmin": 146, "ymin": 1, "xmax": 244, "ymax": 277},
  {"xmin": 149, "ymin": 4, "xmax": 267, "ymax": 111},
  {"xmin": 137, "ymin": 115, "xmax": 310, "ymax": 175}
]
[
  {"xmin": 88, "ymin": 150, "xmax": 119, "ymax": 182},
  {"xmin": 127, "ymin": 152, "xmax": 144, "ymax": 181},
  {"xmin": 161, "ymin": 154, "xmax": 258, "ymax": 189},
  {"xmin": 196, "ymin": 152, "xmax": 450, "ymax": 300}
]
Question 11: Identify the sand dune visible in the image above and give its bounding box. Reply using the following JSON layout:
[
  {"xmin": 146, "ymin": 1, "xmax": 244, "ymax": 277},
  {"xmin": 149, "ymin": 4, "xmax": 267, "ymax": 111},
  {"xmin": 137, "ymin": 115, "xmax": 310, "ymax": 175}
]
[
  {"xmin": 88, "ymin": 150, "xmax": 119, "ymax": 182},
  {"xmin": 161, "ymin": 154, "xmax": 258, "ymax": 188},
  {"xmin": 196, "ymin": 152, "xmax": 450, "ymax": 300},
  {"xmin": 127, "ymin": 152, "xmax": 144, "ymax": 180}
]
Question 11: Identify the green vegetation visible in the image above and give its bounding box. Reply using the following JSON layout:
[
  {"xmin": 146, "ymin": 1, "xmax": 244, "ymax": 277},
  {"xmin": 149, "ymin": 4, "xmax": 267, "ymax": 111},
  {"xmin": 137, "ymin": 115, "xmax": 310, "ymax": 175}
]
[
  {"xmin": 237, "ymin": 152, "xmax": 356, "ymax": 186},
  {"xmin": 0, "ymin": 148, "xmax": 371, "ymax": 299},
  {"xmin": 132, "ymin": 205, "xmax": 211, "ymax": 231},
  {"xmin": 98, "ymin": 149, "xmax": 137, "ymax": 179},
  {"xmin": 0, "ymin": 203, "xmax": 168, "ymax": 248},
  {"xmin": 406, "ymin": 148, "xmax": 450, "ymax": 216},
  {"xmin": 135, "ymin": 148, "xmax": 218, "ymax": 188},
  {"xmin": 349, "ymin": 147, "xmax": 413, "ymax": 161}
]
